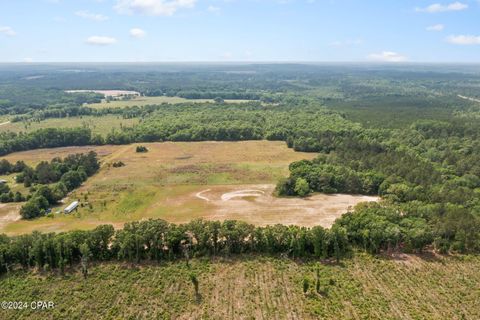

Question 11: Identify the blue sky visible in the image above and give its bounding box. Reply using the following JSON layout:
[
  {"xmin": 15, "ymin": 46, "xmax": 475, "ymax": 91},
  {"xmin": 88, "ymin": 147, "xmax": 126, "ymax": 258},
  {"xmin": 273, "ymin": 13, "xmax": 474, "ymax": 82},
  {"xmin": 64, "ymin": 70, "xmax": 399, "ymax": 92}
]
[{"xmin": 1, "ymin": 0, "xmax": 479, "ymax": 62}]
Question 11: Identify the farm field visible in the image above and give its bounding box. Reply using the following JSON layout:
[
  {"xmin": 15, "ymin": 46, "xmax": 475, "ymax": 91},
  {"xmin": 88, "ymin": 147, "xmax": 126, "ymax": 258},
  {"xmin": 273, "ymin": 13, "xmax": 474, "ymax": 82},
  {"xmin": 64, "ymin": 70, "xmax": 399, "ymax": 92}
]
[
  {"xmin": 0, "ymin": 115, "xmax": 139, "ymax": 135},
  {"xmin": 87, "ymin": 96, "xmax": 255, "ymax": 109},
  {"xmin": 0, "ymin": 253, "xmax": 478, "ymax": 320},
  {"xmin": 0, "ymin": 141, "xmax": 378, "ymax": 235}
]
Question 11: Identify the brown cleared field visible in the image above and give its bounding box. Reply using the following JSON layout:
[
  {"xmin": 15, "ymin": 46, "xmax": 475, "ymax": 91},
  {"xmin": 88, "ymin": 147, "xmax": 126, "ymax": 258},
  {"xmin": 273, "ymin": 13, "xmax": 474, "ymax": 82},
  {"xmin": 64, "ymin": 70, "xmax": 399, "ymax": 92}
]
[
  {"xmin": 1, "ymin": 254, "xmax": 478, "ymax": 319},
  {"xmin": 0, "ymin": 203, "xmax": 22, "ymax": 230},
  {"xmin": 194, "ymin": 185, "xmax": 378, "ymax": 227},
  {"xmin": 1, "ymin": 144, "xmax": 119, "ymax": 166},
  {"xmin": 0, "ymin": 141, "xmax": 377, "ymax": 235}
]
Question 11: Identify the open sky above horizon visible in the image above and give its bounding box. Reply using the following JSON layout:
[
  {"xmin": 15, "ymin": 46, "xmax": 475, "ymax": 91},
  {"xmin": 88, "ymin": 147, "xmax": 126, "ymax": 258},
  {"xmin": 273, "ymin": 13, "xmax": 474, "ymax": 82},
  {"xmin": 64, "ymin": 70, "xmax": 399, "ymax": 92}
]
[{"xmin": 1, "ymin": 0, "xmax": 480, "ymax": 63}]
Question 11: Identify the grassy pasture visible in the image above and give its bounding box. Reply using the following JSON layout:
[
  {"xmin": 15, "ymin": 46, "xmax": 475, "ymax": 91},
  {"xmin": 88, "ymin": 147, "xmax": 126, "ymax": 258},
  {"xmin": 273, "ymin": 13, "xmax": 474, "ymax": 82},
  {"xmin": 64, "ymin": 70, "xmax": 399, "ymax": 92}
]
[
  {"xmin": 0, "ymin": 141, "xmax": 321, "ymax": 235},
  {"xmin": 0, "ymin": 253, "xmax": 478, "ymax": 319},
  {"xmin": 0, "ymin": 173, "xmax": 29, "ymax": 195},
  {"xmin": 0, "ymin": 115, "xmax": 10, "ymax": 124},
  {"xmin": 87, "ymin": 96, "xmax": 255, "ymax": 109},
  {"xmin": 0, "ymin": 115, "xmax": 139, "ymax": 136}
]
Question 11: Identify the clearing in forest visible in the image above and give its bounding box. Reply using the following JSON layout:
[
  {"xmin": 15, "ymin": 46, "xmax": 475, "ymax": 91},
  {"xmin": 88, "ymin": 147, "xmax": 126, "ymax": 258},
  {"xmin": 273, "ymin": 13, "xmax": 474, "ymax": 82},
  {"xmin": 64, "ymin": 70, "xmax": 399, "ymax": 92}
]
[
  {"xmin": 0, "ymin": 141, "xmax": 377, "ymax": 235},
  {"xmin": 86, "ymin": 96, "xmax": 255, "ymax": 109},
  {"xmin": 0, "ymin": 115, "xmax": 139, "ymax": 135}
]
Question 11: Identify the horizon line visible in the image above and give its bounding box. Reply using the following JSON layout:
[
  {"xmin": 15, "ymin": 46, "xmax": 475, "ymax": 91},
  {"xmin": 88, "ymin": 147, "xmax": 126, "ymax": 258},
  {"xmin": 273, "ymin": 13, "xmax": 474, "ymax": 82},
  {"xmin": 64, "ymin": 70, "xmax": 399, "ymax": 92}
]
[{"xmin": 1, "ymin": 61, "xmax": 480, "ymax": 65}]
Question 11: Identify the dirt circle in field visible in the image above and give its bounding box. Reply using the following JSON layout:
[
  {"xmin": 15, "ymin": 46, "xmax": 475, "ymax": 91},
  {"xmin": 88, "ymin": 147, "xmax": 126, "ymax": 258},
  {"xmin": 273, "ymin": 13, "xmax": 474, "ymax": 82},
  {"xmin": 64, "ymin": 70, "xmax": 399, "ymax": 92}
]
[{"xmin": 194, "ymin": 184, "xmax": 379, "ymax": 228}]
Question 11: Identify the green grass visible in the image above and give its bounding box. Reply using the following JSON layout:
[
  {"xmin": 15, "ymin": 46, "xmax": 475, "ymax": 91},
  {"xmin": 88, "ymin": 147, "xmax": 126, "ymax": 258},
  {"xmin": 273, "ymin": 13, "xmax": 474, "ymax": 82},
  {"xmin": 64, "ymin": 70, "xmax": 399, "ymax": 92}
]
[
  {"xmin": 0, "ymin": 115, "xmax": 10, "ymax": 123},
  {"xmin": 1, "ymin": 141, "xmax": 316, "ymax": 235},
  {"xmin": 0, "ymin": 173, "xmax": 29, "ymax": 195},
  {"xmin": 0, "ymin": 115, "xmax": 139, "ymax": 136},
  {"xmin": 88, "ymin": 96, "xmax": 256, "ymax": 109},
  {"xmin": 0, "ymin": 253, "xmax": 478, "ymax": 319}
]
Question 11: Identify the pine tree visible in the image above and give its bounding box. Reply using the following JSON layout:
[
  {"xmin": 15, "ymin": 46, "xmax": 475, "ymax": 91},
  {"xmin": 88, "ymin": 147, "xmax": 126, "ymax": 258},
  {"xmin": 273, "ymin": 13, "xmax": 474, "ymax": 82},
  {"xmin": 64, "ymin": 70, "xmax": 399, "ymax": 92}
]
[{"xmin": 80, "ymin": 243, "xmax": 91, "ymax": 279}]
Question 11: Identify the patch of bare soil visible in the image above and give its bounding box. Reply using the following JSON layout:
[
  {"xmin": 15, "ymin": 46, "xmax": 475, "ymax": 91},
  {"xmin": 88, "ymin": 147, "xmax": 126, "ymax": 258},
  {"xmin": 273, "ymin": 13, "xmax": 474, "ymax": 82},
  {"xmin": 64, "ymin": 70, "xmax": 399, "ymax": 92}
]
[
  {"xmin": 0, "ymin": 203, "xmax": 22, "ymax": 231},
  {"xmin": 65, "ymin": 90, "xmax": 140, "ymax": 97},
  {"xmin": 193, "ymin": 184, "xmax": 379, "ymax": 227}
]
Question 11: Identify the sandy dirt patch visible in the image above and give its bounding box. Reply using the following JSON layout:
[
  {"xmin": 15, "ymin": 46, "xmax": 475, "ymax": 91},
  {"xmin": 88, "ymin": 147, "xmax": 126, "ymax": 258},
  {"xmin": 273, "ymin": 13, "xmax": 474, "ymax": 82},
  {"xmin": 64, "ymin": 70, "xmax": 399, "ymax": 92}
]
[
  {"xmin": 195, "ymin": 189, "xmax": 211, "ymax": 202},
  {"xmin": 65, "ymin": 90, "xmax": 140, "ymax": 97},
  {"xmin": 0, "ymin": 203, "xmax": 22, "ymax": 231},
  {"xmin": 192, "ymin": 184, "xmax": 379, "ymax": 228},
  {"xmin": 458, "ymin": 94, "xmax": 480, "ymax": 103}
]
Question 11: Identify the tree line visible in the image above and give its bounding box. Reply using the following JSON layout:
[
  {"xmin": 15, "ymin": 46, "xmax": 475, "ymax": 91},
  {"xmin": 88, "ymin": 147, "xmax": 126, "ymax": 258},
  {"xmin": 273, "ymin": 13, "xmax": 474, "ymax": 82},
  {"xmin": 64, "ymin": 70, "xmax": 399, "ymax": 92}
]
[
  {"xmin": 0, "ymin": 104, "xmax": 358, "ymax": 156},
  {"xmin": 2, "ymin": 199, "xmax": 478, "ymax": 276},
  {"xmin": 0, "ymin": 218, "xmax": 349, "ymax": 275},
  {"xmin": 0, "ymin": 128, "xmax": 95, "ymax": 157}
]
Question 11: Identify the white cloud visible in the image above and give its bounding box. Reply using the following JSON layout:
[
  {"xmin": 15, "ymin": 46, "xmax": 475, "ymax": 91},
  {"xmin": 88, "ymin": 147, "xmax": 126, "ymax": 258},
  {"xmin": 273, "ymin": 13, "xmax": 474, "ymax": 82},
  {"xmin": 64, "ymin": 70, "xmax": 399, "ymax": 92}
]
[
  {"xmin": 75, "ymin": 10, "xmax": 109, "ymax": 21},
  {"xmin": 416, "ymin": 2, "xmax": 468, "ymax": 13},
  {"xmin": 86, "ymin": 36, "xmax": 117, "ymax": 46},
  {"xmin": 0, "ymin": 26, "xmax": 16, "ymax": 36},
  {"xmin": 130, "ymin": 28, "xmax": 146, "ymax": 38},
  {"xmin": 426, "ymin": 24, "xmax": 445, "ymax": 31},
  {"xmin": 329, "ymin": 38, "xmax": 363, "ymax": 47},
  {"xmin": 368, "ymin": 51, "xmax": 408, "ymax": 62},
  {"xmin": 115, "ymin": 0, "xmax": 196, "ymax": 16},
  {"xmin": 207, "ymin": 5, "xmax": 220, "ymax": 13},
  {"xmin": 446, "ymin": 35, "xmax": 480, "ymax": 45}
]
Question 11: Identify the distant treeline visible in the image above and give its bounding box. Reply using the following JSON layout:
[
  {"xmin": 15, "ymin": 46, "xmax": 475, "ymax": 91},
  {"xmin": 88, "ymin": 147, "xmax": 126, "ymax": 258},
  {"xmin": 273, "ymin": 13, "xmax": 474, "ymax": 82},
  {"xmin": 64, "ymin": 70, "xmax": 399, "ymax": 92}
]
[
  {"xmin": 8, "ymin": 95, "xmax": 294, "ymax": 123},
  {"xmin": 0, "ymin": 128, "xmax": 95, "ymax": 156},
  {"xmin": 2, "ymin": 199, "xmax": 479, "ymax": 275},
  {"xmin": 0, "ymin": 87, "xmax": 102, "ymax": 115},
  {"xmin": 0, "ymin": 104, "xmax": 360, "ymax": 155}
]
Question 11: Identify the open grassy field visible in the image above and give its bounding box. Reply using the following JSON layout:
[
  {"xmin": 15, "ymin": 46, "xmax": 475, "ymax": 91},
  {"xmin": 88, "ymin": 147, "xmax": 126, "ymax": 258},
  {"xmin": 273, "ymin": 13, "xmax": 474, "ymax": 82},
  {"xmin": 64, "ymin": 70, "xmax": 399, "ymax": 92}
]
[
  {"xmin": 0, "ymin": 115, "xmax": 139, "ymax": 135},
  {"xmin": 0, "ymin": 115, "xmax": 10, "ymax": 124},
  {"xmin": 0, "ymin": 173, "xmax": 29, "ymax": 195},
  {"xmin": 87, "ymin": 96, "xmax": 255, "ymax": 109},
  {"xmin": 0, "ymin": 141, "xmax": 377, "ymax": 235},
  {"xmin": 0, "ymin": 253, "xmax": 478, "ymax": 319}
]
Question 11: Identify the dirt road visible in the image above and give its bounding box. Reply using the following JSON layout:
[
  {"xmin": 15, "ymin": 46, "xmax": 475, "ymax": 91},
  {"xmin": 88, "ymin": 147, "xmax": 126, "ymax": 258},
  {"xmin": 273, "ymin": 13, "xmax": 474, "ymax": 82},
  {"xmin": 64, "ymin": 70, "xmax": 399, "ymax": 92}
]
[{"xmin": 458, "ymin": 95, "xmax": 480, "ymax": 103}]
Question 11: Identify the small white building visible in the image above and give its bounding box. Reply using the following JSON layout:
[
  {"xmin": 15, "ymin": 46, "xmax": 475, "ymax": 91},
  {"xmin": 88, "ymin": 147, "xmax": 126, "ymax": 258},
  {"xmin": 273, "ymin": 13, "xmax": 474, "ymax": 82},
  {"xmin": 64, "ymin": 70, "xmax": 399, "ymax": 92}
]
[
  {"xmin": 64, "ymin": 201, "xmax": 79, "ymax": 214},
  {"xmin": 0, "ymin": 179, "xmax": 7, "ymax": 184}
]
